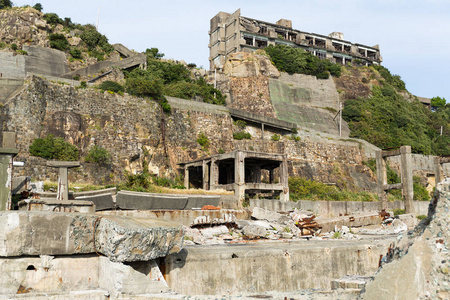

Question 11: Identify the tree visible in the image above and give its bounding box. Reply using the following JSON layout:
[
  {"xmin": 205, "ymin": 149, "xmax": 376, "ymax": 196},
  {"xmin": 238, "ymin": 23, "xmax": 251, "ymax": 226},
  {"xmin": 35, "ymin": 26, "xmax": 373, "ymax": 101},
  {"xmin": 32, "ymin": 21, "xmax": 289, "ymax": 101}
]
[
  {"xmin": 146, "ymin": 48, "xmax": 164, "ymax": 59},
  {"xmin": 33, "ymin": 3, "xmax": 43, "ymax": 12},
  {"xmin": 0, "ymin": 0, "xmax": 13, "ymax": 9},
  {"xmin": 431, "ymin": 96, "xmax": 446, "ymax": 110}
]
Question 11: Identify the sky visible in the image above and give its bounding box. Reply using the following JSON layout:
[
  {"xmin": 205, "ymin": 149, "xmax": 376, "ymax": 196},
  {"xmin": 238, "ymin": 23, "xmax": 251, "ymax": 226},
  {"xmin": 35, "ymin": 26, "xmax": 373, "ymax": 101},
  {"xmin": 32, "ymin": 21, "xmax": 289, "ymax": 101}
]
[{"xmin": 12, "ymin": 0, "xmax": 450, "ymax": 101}]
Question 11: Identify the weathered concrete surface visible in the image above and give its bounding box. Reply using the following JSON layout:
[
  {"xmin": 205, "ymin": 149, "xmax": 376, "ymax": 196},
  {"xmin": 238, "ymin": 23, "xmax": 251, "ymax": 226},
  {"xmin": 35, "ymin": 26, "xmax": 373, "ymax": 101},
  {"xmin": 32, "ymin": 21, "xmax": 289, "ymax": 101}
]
[
  {"xmin": 75, "ymin": 193, "xmax": 115, "ymax": 211},
  {"xmin": 164, "ymin": 237, "xmax": 395, "ymax": 295},
  {"xmin": 18, "ymin": 199, "xmax": 95, "ymax": 213},
  {"xmin": 184, "ymin": 195, "xmax": 221, "ymax": 210},
  {"xmin": 251, "ymin": 198, "xmax": 430, "ymax": 217},
  {"xmin": 23, "ymin": 45, "xmax": 70, "ymax": 78},
  {"xmin": 0, "ymin": 255, "xmax": 99, "ymax": 295},
  {"xmin": 95, "ymin": 215, "xmax": 184, "ymax": 262},
  {"xmin": 0, "ymin": 211, "xmax": 184, "ymax": 262},
  {"xmin": 116, "ymin": 191, "xmax": 188, "ymax": 210},
  {"xmin": 98, "ymin": 257, "xmax": 170, "ymax": 295}
]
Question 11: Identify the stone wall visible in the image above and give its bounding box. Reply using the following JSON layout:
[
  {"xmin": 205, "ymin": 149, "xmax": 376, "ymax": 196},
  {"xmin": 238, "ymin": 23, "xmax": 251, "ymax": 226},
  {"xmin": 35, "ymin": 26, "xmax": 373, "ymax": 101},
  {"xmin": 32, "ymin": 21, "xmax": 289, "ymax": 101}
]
[{"xmin": 2, "ymin": 76, "xmax": 375, "ymax": 190}]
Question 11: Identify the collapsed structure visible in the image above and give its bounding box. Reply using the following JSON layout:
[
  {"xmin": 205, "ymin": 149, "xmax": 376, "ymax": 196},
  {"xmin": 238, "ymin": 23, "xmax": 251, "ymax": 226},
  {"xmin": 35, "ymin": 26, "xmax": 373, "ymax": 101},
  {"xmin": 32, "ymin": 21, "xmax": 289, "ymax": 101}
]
[{"xmin": 209, "ymin": 9, "xmax": 382, "ymax": 70}]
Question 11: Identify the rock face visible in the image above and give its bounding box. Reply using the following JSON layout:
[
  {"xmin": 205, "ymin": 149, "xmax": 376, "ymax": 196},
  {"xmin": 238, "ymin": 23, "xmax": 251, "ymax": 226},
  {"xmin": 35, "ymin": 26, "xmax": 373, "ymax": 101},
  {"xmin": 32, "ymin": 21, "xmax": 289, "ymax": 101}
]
[
  {"xmin": 362, "ymin": 178, "xmax": 450, "ymax": 299},
  {"xmin": 223, "ymin": 52, "xmax": 280, "ymax": 79},
  {"xmin": 0, "ymin": 211, "xmax": 184, "ymax": 262}
]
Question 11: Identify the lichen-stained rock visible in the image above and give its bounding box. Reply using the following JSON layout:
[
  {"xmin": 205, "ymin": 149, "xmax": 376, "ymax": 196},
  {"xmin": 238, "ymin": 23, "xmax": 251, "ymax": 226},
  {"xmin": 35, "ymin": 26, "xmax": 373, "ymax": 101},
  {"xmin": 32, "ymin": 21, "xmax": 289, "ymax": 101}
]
[
  {"xmin": 95, "ymin": 215, "xmax": 184, "ymax": 262},
  {"xmin": 0, "ymin": 211, "xmax": 184, "ymax": 262}
]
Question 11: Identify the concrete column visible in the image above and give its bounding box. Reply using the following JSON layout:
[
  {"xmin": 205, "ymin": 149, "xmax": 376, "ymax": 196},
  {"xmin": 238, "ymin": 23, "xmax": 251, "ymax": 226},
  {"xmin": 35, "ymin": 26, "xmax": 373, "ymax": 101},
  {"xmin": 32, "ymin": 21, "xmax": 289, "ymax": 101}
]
[
  {"xmin": 434, "ymin": 157, "xmax": 443, "ymax": 185},
  {"xmin": 202, "ymin": 160, "xmax": 209, "ymax": 190},
  {"xmin": 255, "ymin": 165, "xmax": 261, "ymax": 183},
  {"xmin": 0, "ymin": 148, "xmax": 18, "ymax": 210},
  {"xmin": 375, "ymin": 150, "xmax": 388, "ymax": 210},
  {"xmin": 184, "ymin": 167, "xmax": 189, "ymax": 189},
  {"xmin": 269, "ymin": 168, "xmax": 274, "ymax": 184},
  {"xmin": 210, "ymin": 158, "xmax": 219, "ymax": 190},
  {"xmin": 261, "ymin": 123, "xmax": 264, "ymax": 140},
  {"xmin": 234, "ymin": 151, "xmax": 245, "ymax": 201},
  {"xmin": 400, "ymin": 146, "xmax": 414, "ymax": 214},
  {"xmin": 280, "ymin": 156, "xmax": 289, "ymax": 202},
  {"xmin": 46, "ymin": 161, "xmax": 80, "ymax": 201}
]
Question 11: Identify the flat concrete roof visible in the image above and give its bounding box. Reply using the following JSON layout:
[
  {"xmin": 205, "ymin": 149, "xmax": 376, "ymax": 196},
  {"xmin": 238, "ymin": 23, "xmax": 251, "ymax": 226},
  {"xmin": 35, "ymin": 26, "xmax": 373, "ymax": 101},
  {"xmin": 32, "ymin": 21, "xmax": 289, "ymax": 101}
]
[{"xmin": 178, "ymin": 150, "xmax": 286, "ymax": 166}]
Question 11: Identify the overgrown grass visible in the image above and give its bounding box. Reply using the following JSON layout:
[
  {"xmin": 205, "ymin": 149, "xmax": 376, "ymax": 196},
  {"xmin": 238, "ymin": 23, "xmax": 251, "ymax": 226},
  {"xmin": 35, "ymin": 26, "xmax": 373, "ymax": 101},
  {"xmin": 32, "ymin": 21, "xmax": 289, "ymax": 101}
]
[{"xmin": 289, "ymin": 177, "xmax": 378, "ymax": 202}]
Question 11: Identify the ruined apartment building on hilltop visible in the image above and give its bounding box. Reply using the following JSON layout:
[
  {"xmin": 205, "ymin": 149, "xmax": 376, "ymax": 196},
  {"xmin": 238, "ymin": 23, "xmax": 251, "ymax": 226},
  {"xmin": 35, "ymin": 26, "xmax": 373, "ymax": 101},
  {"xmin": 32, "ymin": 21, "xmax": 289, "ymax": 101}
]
[{"xmin": 209, "ymin": 9, "xmax": 382, "ymax": 70}]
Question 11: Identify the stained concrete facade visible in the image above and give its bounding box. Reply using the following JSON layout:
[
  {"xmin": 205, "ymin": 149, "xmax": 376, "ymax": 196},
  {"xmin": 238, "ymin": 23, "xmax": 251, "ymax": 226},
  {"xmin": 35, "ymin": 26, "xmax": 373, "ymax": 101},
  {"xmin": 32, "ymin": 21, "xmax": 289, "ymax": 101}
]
[
  {"xmin": 209, "ymin": 9, "xmax": 382, "ymax": 70},
  {"xmin": 179, "ymin": 150, "xmax": 289, "ymax": 202}
]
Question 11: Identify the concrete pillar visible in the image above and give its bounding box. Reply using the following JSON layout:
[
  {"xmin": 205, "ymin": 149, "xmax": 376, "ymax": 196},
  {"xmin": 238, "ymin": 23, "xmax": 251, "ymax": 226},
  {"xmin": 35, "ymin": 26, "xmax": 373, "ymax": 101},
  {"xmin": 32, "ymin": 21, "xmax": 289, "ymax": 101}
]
[
  {"xmin": 255, "ymin": 165, "xmax": 261, "ymax": 183},
  {"xmin": 280, "ymin": 156, "xmax": 289, "ymax": 202},
  {"xmin": 0, "ymin": 148, "xmax": 18, "ymax": 210},
  {"xmin": 46, "ymin": 161, "xmax": 80, "ymax": 201},
  {"xmin": 210, "ymin": 158, "xmax": 219, "ymax": 190},
  {"xmin": 234, "ymin": 151, "xmax": 245, "ymax": 201},
  {"xmin": 202, "ymin": 160, "xmax": 209, "ymax": 190},
  {"xmin": 434, "ymin": 157, "xmax": 443, "ymax": 185},
  {"xmin": 184, "ymin": 167, "xmax": 189, "ymax": 189},
  {"xmin": 269, "ymin": 168, "xmax": 274, "ymax": 184},
  {"xmin": 261, "ymin": 123, "xmax": 264, "ymax": 140},
  {"xmin": 375, "ymin": 150, "xmax": 388, "ymax": 210},
  {"xmin": 400, "ymin": 146, "xmax": 414, "ymax": 214}
]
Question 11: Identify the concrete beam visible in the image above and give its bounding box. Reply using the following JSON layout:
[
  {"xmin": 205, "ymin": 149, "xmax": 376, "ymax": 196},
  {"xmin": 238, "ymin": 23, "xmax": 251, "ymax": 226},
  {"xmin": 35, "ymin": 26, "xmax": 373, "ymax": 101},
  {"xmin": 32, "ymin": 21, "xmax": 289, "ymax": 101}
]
[{"xmin": 381, "ymin": 149, "xmax": 401, "ymax": 157}]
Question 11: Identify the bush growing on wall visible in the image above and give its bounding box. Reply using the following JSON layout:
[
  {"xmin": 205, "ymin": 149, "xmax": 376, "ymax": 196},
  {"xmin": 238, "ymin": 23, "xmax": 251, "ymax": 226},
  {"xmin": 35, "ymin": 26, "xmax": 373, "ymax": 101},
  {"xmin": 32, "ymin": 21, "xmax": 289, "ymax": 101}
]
[
  {"xmin": 99, "ymin": 81, "xmax": 124, "ymax": 93},
  {"xmin": 84, "ymin": 145, "xmax": 111, "ymax": 164},
  {"xmin": 29, "ymin": 135, "xmax": 79, "ymax": 161},
  {"xmin": 48, "ymin": 33, "xmax": 69, "ymax": 51}
]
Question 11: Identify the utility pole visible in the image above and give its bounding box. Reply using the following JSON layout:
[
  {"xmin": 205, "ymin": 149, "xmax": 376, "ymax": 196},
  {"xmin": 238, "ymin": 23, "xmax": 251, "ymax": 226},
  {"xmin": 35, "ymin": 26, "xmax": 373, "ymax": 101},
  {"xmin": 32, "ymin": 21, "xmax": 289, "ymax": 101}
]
[{"xmin": 441, "ymin": 126, "xmax": 443, "ymax": 136}]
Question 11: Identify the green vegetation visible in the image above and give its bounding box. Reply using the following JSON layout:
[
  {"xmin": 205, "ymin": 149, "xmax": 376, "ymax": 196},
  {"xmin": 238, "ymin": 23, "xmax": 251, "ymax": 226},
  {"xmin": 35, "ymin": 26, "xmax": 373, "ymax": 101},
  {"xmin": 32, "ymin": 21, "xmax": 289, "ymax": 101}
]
[
  {"xmin": 32, "ymin": 3, "xmax": 42, "ymax": 11},
  {"xmin": 10, "ymin": 43, "xmax": 17, "ymax": 51},
  {"xmin": 196, "ymin": 132, "xmax": 209, "ymax": 151},
  {"xmin": 393, "ymin": 208, "xmax": 405, "ymax": 216},
  {"xmin": 343, "ymin": 72, "xmax": 450, "ymax": 156},
  {"xmin": 233, "ymin": 132, "xmax": 251, "ymax": 140},
  {"xmin": 80, "ymin": 25, "xmax": 113, "ymax": 53},
  {"xmin": 48, "ymin": 33, "xmax": 69, "ymax": 51},
  {"xmin": 0, "ymin": 0, "xmax": 13, "ymax": 9},
  {"xmin": 431, "ymin": 96, "xmax": 446, "ymax": 110},
  {"xmin": 98, "ymin": 81, "xmax": 124, "ymax": 93},
  {"xmin": 145, "ymin": 47, "xmax": 164, "ymax": 59},
  {"xmin": 264, "ymin": 44, "xmax": 341, "ymax": 79},
  {"xmin": 289, "ymin": 177, "xmax": 378, "ymax": 202},
  {"xmin": 234, "ymin": 120, "xmax": 247, "ymax": 130},
  {"xmin": 29, "ymin": 134, "xmax": 79, "ymax": 161},
  {"xmin": 43, "ymin": 13, "xmax": 63, "ymax": 25},
  {"xmin": 69, "ymin": 48, "xmax": 82, "ymax": 59},
  {"xmin": 119, "ymin": 172, "xmax": 185, "ymax": 192},
  {"xmin": 84, "ymin": 145, "xmax": 111, "ymax": 164},
  {"xmin": 417, "ymin": 215, "xmax": 427, "ymax": 220},
  {"xmin": 271, "ymin": 134, "xmax": 281, "ymax": 141},
  {"xmin": 372, "ymin": 65, "xmax": 406, "ymax": 90}
]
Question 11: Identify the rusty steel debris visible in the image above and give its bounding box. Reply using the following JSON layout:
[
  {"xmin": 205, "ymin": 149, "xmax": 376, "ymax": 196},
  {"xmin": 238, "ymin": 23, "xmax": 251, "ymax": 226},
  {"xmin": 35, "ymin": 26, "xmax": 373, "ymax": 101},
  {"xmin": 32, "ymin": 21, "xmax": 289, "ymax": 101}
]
[
  {"xmin": 294, "ymin": 215, "xmax": 321, "ymax": 236},
  {"xmin": 379, "ymin": 209, "xmax": 391, "ymax": 220}
]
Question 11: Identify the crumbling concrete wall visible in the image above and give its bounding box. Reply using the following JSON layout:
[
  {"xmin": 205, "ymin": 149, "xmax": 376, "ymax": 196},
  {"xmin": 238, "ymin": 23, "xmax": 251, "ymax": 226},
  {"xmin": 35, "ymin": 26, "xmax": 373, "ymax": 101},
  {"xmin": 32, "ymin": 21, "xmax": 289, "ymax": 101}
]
[{"xmin": 362, "ymin": 179, "xmax": 450, "ymax": 299}]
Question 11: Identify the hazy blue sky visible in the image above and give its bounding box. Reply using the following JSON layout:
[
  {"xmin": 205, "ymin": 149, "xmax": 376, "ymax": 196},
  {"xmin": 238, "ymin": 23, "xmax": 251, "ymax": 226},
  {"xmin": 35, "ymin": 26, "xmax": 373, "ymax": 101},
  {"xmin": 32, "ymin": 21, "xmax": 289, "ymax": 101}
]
[{"xmin": 13, "ymin": 0, "xmax": 450, "ymax": 101}]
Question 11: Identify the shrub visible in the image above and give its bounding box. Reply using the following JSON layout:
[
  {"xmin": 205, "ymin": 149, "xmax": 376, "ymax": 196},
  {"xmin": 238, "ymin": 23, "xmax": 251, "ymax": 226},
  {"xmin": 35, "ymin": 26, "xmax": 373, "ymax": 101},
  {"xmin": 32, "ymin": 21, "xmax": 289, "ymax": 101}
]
[
  {"xmin": 271, "ymin": 134, "xmax": 281, "ymax": 141},
  {"xmin": 373, "ymin": 65, "xmax": 406, "ymax": 90},
  {"xmin": 84, "ymin": 145, "xmax": 111, "ymax": 164},
  {"xmin": 32, "ymin": 3, "xmax": 43, "ymax": 11},
  {"xmin": 29, "ymin": 135, "xmax": 79, "ymax": 161},
  {"xmin": 99, "ymin": 81, "xmax": 124, "ymax": 93},
  {"xmin": 43, "ymin": 13, "xmax": 63, "ymax": 25},
  {"xmin": 10, "ymin": 43, "xmax": 17, "ymax": 51},
  {"xmin": 234, "ymin": 120, "xmax": 246, "ymax": 130},
  {"xmin": 233, "ymin": 131, "xmax": 251, "ymax": 140},
  {"xmin": 80, "ymin": 81, "xmax": 87, "ymax": 88},
  {"xmin": 393, "ymin": 208, "xmax": 405, "ymax": 216},
  {"xmin": 69, "ymin": 48, "xmax": 82, "ymax": 59},
  {"xmin": 89, "ymin": 49, "xmax": 105, "ymax": 61},
  {"xmin": 125, "ymin": 73, "xmax": 163, "ymax": 99},
  {"xmin": 413, "ymin": 176, "xmax": 431, "ymax": 201},
  {"xmin": 145, "ymin": 48, "xmax": 164, "ymax": 59},
  {"xmin": 0, "ymin": 0, "xmax": 13, "ymax": 9},
  {"xmin": 417, "ymin": 215, "xmax": 427, "ymax": 220},
  {"xmin": 80, "ymin": 27, "xmax": 113, "ymax": 52},
  {"xmin": 196, "ymin": 132, "xmax": 209, "ymax": 150},
  {"xmin": 48, "ymin": 33, "xmax": 69, "ymax": 51}
]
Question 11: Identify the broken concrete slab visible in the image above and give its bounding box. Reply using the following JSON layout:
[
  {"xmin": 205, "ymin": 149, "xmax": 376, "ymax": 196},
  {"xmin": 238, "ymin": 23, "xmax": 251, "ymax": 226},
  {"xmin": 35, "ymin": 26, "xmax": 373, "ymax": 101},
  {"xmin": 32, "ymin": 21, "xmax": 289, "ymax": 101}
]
[
  {"xmin": 242, "ymin": 224, "xmax": 267, "ymax": 239},
  {"xmin": 75, "ymin": 193, "xmax": 115, "ymax": 211},
  {"xmin": 251, "ymin": 207, "xmax": 285, "ymax": 222},
  {"xmin": 0, "ymin": 211, "xmax": 184, "ymax": 262},
  {"xmin": 95, "ymin": 215, "xmax": 184, "ymax": 262},
  {"xmin": 116, "ymin": 191, "xmax": 188, "ymax": 210},
  {"xmin": 18, "ymin": 199, "xmax": 96, "ymax": 213}
]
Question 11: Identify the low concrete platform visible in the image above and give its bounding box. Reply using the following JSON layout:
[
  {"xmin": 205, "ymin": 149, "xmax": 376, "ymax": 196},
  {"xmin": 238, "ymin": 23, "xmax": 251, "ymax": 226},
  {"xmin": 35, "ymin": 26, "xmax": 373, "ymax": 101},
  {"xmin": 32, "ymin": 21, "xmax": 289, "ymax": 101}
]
[
  {"xmin": 164, "ymin": 237, "xmax": 396, "ymax": 295},
  {"xmin": 0, "ymin": 211, "xmax": 184, "ymax": 262},
  {"xmin": 116, "ymin": 191, "xmax": 188, "ymax": 210},
  {"xmin": 75, "ymin": 193, "xmax": 115, "ymax": 211}
]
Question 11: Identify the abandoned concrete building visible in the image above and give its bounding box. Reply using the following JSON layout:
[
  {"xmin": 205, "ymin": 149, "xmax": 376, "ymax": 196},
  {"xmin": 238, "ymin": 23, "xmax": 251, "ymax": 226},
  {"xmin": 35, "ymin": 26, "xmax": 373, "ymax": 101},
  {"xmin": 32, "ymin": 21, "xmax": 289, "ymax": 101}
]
[
  {"xmin": 179, "ymin": 150, "xmax": 289, "ymax": 202},
  {"xmin": 209, "ymin": 9, "xmax": 382, "ymax": 70}
]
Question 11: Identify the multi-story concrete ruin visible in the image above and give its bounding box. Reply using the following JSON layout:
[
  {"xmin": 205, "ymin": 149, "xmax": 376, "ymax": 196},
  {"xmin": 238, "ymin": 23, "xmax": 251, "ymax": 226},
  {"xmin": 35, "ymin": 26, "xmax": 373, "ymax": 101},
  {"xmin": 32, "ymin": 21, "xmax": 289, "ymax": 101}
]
[{"xmin": 209, "ymin": 9, "xmax": 382, "ymax": 70}]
